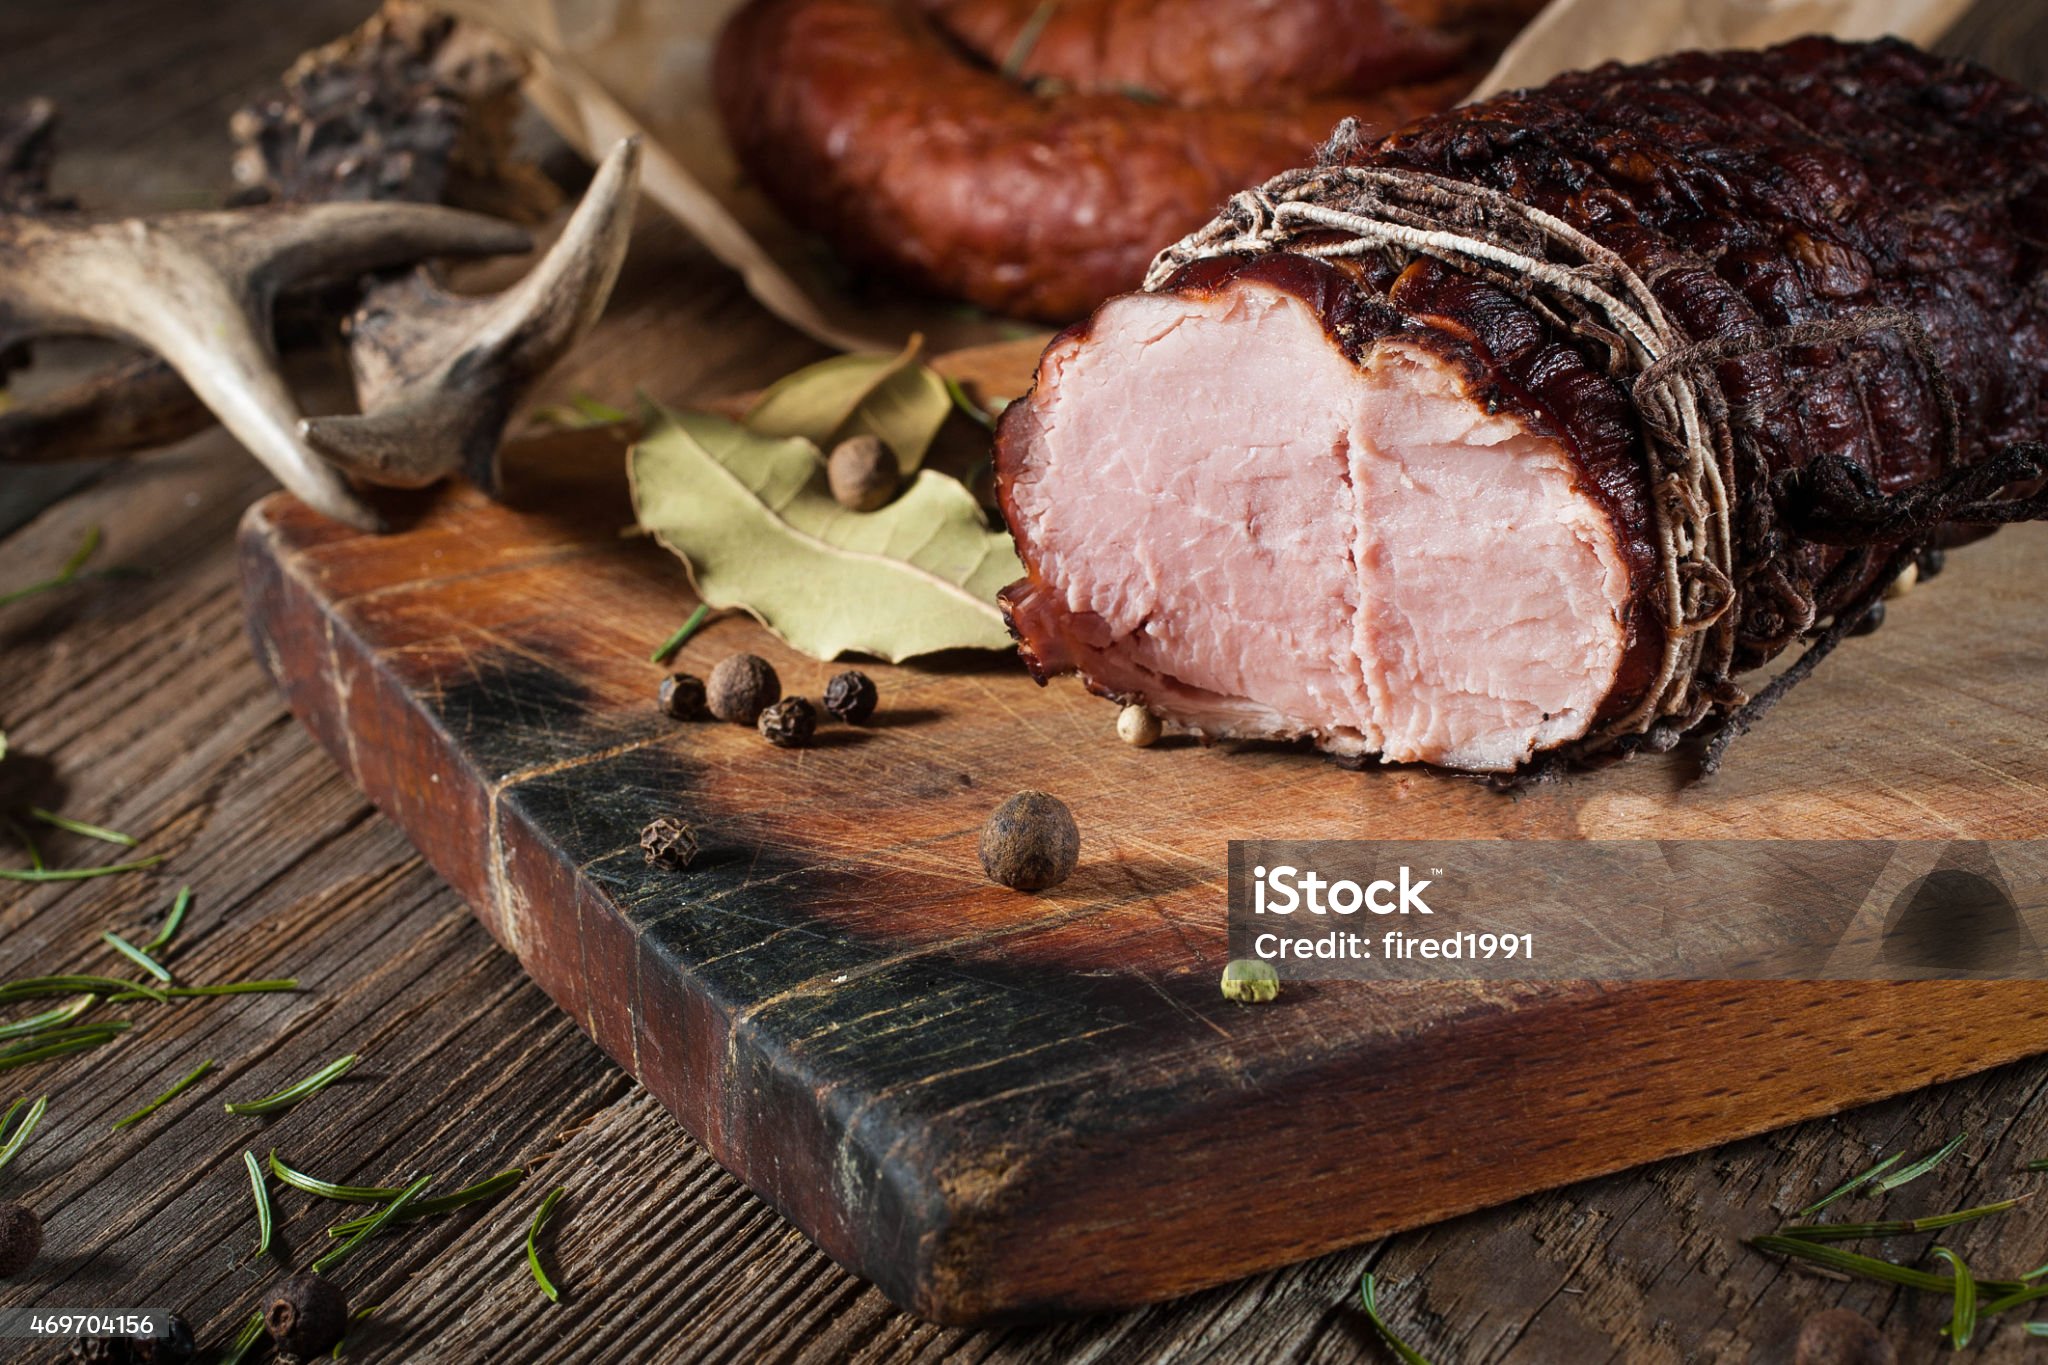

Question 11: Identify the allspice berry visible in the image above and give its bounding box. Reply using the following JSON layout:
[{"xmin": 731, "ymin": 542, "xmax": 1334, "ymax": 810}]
[
  {"xmin": 759, "ymin": 697, "xmax": 817, "ymax": 748},
  {"xmin": 1794, "ymin": 1307, "xmax": 1894, "ymax": 1365},
  {"xmin": 707, "ymin": 653, "xmax": 780, "ymax": 724},
  {"xmin": 265, "ymin": 1272, "xmax": 348, "ymax": 1360},
  {"xmin": 978, "ymin": 791, "xmax": 1079, "ymax": 891},
  {"xmin": 1116, "ymin": 704, "xmax": 1161, "ymax": 748},
  {"xmin": 823, "ymin": 670, "xmax": 878, "ymax": 724},
  {"xmin": 129, "ymin": 1316, "xmax": 196, "ymax": 1365},
  {"xmin": 640, "ymin": 816, "xmax": 698, "ymax": 869},
  {"xmin": 827, "ymin": 434, "xmax": 898, "ymax": 512},
  {"xmin": 1851, "ymin": 599, "xmax": 1886, "ymax": 635},
  {"xmin": 0, "ymin": 1200, "xmax": 41, "ymax": 1276},
  {"xmin": 1918, "ymin": 545, "xmax": 1947, "ymax": 579},
  {"xmin": 658, "ymin": 672, "xmax": 707, "ymax": 719}
]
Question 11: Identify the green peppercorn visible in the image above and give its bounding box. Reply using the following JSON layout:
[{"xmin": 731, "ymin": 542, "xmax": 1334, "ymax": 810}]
[
  {"xmin": 265, "ymin": 1272, "xmax": 347, "ymax": 1359},
  {"xmin": 822, "ymin": 670, "xmax": 878, "ymax": 724},
  {"xmin": 707, "ymin": 653, "xmax": 780, "ymax": 724},
  {"xmin": 978, "ymin": 792, "xmax": 1079, "ymax": 891},
  {"xmin": 0, "ymin": 1200, "xmax": 41, "ymax": 1276},
  {"xmin": 759, "ymin": 697, "xmax": 817, "ymax": 748},
  {"xmin": 658, "ymin": 672, "xmax": 707, "ymax": 719},
  {"xmin": 1220, "ymin": 959, "xmax": 1280, "ymax": 1003}
]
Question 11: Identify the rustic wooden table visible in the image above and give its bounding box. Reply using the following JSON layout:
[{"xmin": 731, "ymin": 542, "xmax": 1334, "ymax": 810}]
[{"xmin": 3, "ymin": 3, "xmax": 2048, "ymax": 1361}]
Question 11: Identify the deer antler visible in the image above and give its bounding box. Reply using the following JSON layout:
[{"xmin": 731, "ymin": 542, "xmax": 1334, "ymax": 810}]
[
  {"xmin": 304, "ymin": 137, "xmax": 640, "ymax": 491},
  {"xmin": 0, "ymin": 136, "xmax": 640, "ymax": 529}
]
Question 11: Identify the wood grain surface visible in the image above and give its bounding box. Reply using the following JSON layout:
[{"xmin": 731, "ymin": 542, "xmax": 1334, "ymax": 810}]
[{"xmin": 2, "ymin": 0, "xmax": 2047, "ymax": 1360}]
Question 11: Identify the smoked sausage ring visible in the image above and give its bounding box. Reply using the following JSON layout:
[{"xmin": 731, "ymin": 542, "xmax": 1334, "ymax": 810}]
[{"xmin": 713, "ymin": 0, "xmax": 1517, "ymax": 320}]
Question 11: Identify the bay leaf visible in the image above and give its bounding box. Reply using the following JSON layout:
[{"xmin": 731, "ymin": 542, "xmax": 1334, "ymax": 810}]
[
  {"xmin": 741, "ymin": 334, "xmax": 952, "ymax": 474},
  {"xmin": 629, "ymin": 407, "xmax": 1021, "ymax": 661}
]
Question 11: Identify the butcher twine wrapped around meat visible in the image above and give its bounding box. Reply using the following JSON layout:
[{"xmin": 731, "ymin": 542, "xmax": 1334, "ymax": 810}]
[
  {"xmin": 995, "ymin": 38, "xmax": 2048, "ymax": 774},
  {"xmin": 712, "ymin": 0, "xmax": 1541, "ymax": 321}
]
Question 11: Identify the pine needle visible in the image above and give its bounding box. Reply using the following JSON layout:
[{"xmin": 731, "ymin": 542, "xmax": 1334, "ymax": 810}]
[
  {"xmin": 1359, "ymin": 1273, "xmax": 1433, "ymax": 1365},
  {"xmin": 26, "ymin": 807, "xmax": 136, "ymax": 847},
  {"xmin": 312, "ymin": 1174, "xmax": 432, "ymax": 1273},
  {"xmin": 245, "ymin": 1150, "xmax": 274, "ymax": 1260},
  {"xmin": 0, "ymin": 1095, "xmax": 49, "ymax": 1174},
  {"xmin": 648, "ymin": 604, "xmax": 711, "ymax": 664},
  {"xmin": 101, "ymin": 930, "xmax": 171, "ymax": 984},
  {"xmin": 141, "ymin": 886, "xmax": 191, "ymax": 954},
  {"xmin": 1797, "ymin": 1152, "xmax": 1903, "ymax": 1217}
]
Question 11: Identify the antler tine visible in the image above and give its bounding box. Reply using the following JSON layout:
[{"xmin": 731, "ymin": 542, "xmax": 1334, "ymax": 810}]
[
  {"xmin": 0, "ymin": 200, "xmax": 536, "ymax": 527},
  {"xmin": 301, "ymin": 138, "xmax": 641, "ymax": 490},
  {"xmin": 207, "ymin": 200, "xmax": 531, "ymax": 293}
]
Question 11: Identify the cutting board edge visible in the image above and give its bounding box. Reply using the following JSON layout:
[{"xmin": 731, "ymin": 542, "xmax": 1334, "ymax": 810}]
[{"xmin": 237, "ymin": 488, "xmax": 2048, "ymax": 1326}]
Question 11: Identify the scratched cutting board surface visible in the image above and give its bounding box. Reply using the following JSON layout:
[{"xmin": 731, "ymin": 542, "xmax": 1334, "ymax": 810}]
[{"xmin": 237, "ymin": 339, "xmax": 2048, "ymax": 1326}]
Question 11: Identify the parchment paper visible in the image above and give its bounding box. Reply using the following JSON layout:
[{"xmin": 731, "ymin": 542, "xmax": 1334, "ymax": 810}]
[{"xmin": 437, "ymin": 0, "xmax": 1972, "ymax": 352}]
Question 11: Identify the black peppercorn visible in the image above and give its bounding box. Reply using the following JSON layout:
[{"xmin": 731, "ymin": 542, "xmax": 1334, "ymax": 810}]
[
  {"xmin": 1917, "ymin": 545, "xmax": 1946, "ymax": 579},
  {"xmin": 0, "ymin": 1200, "xmax": 41, "ymax": 1276},
  {"xmin": 657, "ymin": 672, "xmax": 707, "ymax": 720},
  {"xmin": 1851, "ymin": 599, "xmax": 1885, "ymax": 635},
  {"xmin": 978, "ymin": 791, "xmax": 1080, "ymax": 891},
  {"xmin": 707, "ymin": 653, "xmax": 780, "ymax": 724},
  {"xmin": 265, "ymin": 1272, "xmax": 348, "ymax": 1360},
  {"xmin": 128, "ymin": 1315, "xmax": 196, "ymax": 1365},
  {"xmin": 67, "ymin": 1340, "xmax": 130, "ymax": 1364},
  {"xmin": 758, "ymin": 697, "xmax": 817, "ymax": 748},
  {"xmin": 640, "ymin": 816, "xmax": 698, "ymax": 869},
  {"xmin": 822, "ymin": 670, "xmax": 878, "ymax": 724}
]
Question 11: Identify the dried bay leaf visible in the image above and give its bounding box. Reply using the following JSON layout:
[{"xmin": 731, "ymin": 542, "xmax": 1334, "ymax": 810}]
[
  {"xmin": 742, "ymin": 334, "xmax": 952, "ymax": 473},
  {"xmin": 630, "ymin": 407, "xmax": 1020, "ymax": 661}
]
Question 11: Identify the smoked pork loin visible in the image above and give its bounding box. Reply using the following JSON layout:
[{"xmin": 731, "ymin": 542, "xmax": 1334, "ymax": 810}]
[{"xmin": 995, "ymin": 38, "xmax": 2048, "ymax": 772}]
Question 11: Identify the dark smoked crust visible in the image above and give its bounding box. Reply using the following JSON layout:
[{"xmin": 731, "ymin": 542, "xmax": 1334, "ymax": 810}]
[
  {"xmin": 1356, "ymin": 37, "xmax": 2048, "ymax": 671},
  {"xmin": 1000, "ymin": 38, "xmax": 2048, "ymax": 759},
  {"xmin": 712, "ymin": 0, "xmax": 1472, "ymax": 322}
]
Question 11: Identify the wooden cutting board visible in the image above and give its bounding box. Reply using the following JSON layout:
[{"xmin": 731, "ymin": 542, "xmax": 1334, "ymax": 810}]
[{"xmin": 238, "ymin": 339, "xmax": 2048, "ymax": 1326}]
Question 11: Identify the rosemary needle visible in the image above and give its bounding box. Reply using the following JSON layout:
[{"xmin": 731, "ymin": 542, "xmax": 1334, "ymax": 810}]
[
  {"xmin": 1933, "ymin": 1247, "xmax": 1977, "ymax": 1349},
  {"xmin": 1359, "ymin": 1273, "xmax": 1433, "ymax": 1365},
  {"xmin": 527, "ymin": 1186, "xmax": 568, "ymax": 1303},
  {"xmin": 1749, "ymin": 1235, "xmax": 2027, "ymax": 1298},
  {"xmin": 26, "ymin": 807, "xmax": 136, "ymax": 847},
  {"xmin": 112, "ymin": 1059, "xmax": 215, "ymax": 1131},
  {"xmin": 224, "ymin": 1054, "xmax": 357, "ymax": 1117},
  {"xmin": 1797, "ymin": 1152, "xmax": 1903, "ymax": 1217},
  {"xmin": 107, "ymin": 979, "xmax": 296, "ymax": 1003},
  {"xmin": 1777, "ymin": 1197, "xmax": 2025, "ymax": 1242},
  {"xmin": 100, "ymin": 930, "xmax": 171, "ymax": 984},
  {"xmin": 326, "ymin": 1168, "xmax": 526, "ymax": 1234},
  {"xmin": 0, "ymin": 1095, "xmax": 49, "ymax": 1174},
  {"xmin": 648, "ymin": 604, "xmax": 711, "ymax": 664},
  {"xmin": 0, "ymin": 975, "xmax": 165, "ymax": 1004},
  {"xmin": 245, "ymin": 1150, "xmax": 274, "ymax": 1260},
  {"xmin": 0, "ymin": 996, "xmax": 95, "ymax": 1042},
  {"xmin": 313, "ymin": 1174, "xmax": 432, "ymax": 1273},
  {"xmin": 217, "ymin": 1310, "xmax": 264, "ymax": 1365},
  {"xmin": 0, "ymin": 1026, "xmax": 127, "ymax": 1073},
  {"xmin": 269, "ymin": 1150, "xmax": 409, "ymax": 1203},
  {"xmin": 141, "ymin": 886, "xmax": 190, "ymax": 954},
  {"xmin": 1876, "ymin": 1132, "xmax": 1967, "ymax": 1193},
  {"xmin": 0, "ymin": 854, "xmax": 164, "ymax": 883}
]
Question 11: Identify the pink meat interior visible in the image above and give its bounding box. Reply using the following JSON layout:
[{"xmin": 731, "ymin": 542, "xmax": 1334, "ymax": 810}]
[{"xmin": 1004, "ymin": 279, "xmax": 1631, "ymax": 770}]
